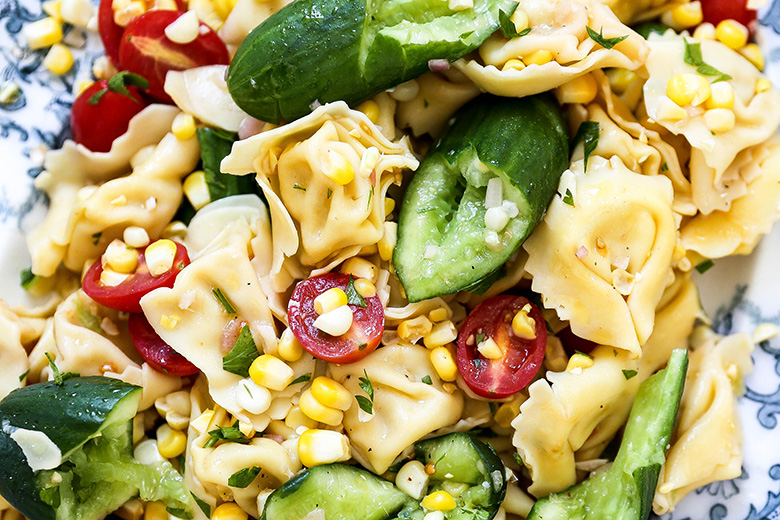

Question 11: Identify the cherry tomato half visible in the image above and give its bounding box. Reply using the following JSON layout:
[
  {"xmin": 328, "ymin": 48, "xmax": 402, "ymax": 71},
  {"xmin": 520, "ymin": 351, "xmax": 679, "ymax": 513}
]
[
  {"xmin": 119, "ymin": 10, "xmax": 229, "ymax": 102},
  {"xmin": 701, "ymin": 0, "xmax": 757, "ymax": 28},
  {"xmin": 71, "ymin": 79, "xmax": 149, "ymax": 153},
  {"xmin": 82, "ymin": 241, "xmax": 190, "ymax": 313},
  {"xmin": 288, "ymin": 273, "xmax": 384, "ymax": 364},
  {"xmin": 128, "ymin": 312, "xmax": 199, "ymax": 376},
  {"xmin": 456, "ymin": 295, "xmax": 547, "ymax": 399}
]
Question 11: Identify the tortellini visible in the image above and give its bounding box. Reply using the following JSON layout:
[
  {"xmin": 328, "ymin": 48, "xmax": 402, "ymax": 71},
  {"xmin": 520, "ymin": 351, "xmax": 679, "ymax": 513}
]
[
  {"xmin": 523, "ymin": 156, "xmax": 677, "ymax": 355},
  {"xmin": 598, "ymin": 0, "xmax": 686, "ymax": 24},
  {"xmin": 653, "ymin": 329, "xmax": 754, "ymax": 514},
  {"xmin": 222, "ymin": 102, "xmax": 419, "ymax": 293},
  {"xmin": 454, "ymin": 0, "xmax": 648, "ymax": 98},
  {"xmin": 328, "ymin": 345, "xmax": 464, "ymax": 474},
  {"xmin": 0, "ymin": 302, "xmax": 40, "ymax": 400},
  {"xmin": 511, "ymin": 346, "xmax": 640, "ymax": 497}
]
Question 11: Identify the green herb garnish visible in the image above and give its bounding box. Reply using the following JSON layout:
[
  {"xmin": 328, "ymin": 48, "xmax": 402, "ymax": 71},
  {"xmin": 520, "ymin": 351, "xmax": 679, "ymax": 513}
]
[
  {"xmin": 586, "ymin": 26, "xmax": 628, "ymax": 49},
  {"xmin": 355, "ymin": 369, "xmax": 374, "ymax": 415},
  {"xmin": 222, "ymin": 326, "xmax": 260, "ymax": 377}
]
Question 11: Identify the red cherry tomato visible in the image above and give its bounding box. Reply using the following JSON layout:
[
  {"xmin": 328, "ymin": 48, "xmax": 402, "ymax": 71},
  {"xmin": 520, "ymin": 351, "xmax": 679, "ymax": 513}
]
[
  {"xmin": 118, "ymin": 11, "xmax": 230, "ymax": 102},
  {"xmin": 288, "ymin": 273, "xmax": 384, "ymax": 364},
  {"xmin": 71, "ymin": 79, "xmax": 149, "ymax": 153},
  {"xmin": 128, "ymin": 313, "xmax": 199, "ymax": 376},
  {"xmin": 82, "ymin": 241, "xmax": 190, "ymax": 313},
  {"xmin": 701, "ymin": 0, "xmax": 757, "ymax": 28},
  {"xmin": 456, "ymin": 295, "xmax": 547, "ymax": 399}
]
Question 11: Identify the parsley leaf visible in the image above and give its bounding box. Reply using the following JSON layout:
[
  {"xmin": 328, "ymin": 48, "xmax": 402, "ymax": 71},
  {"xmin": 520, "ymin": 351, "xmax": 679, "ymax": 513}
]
[
  {"xmin": 288, "ymin": 373, "xmax": 312, "ymax": 387},
  {"xmin": 513, "ymin": 452, "xmax": 523, "ymax": 465},
  {"xmin": 562, "ymin": 188, "xmax": 575, "ymax": 207},
  {"xmin": 293, "ymin": 183, "xmax": 307, "ymax": 191},
  {"xmin": 166, "ymin": 507, "xmax": 193, "ymax": 519},
  {"xmin": 421, "ymin": 375, "xmax": 433, "ymax": 385},
  {"xmin": 573, "ymin": 121, "xmax": 600, "ymax": 171},
  {"xmin": 683, "ymin": 40, "xmax": 732, "ymax": 82},
  {"xmin": 575, "ymin": 350, "xmax": 593, "ymax": 359},
  {"xmin": 695, "ymin": 259, "xmax": 715, "ymax": 274},
  {"xmin": 205, "ymin": 421, "xmax": 251, "ymax": 448},
  {"xmin": 622, "ymin": 369, "xmax": 638, "ymax": 380},
  {"xmin": 45, "ymin": 352, "xmax": 78, "ymax": 385},
  {"xmin": 212, "ymin": 288, "xmax": 236, "ymax": 314},
  {"xmin": 18, "ymin": 369, "xmax": 30, "ymax": 382},
  {"xmin": 499, "ymin": 9, "xmax": 531, "ymax": 39},
  {"xmin": 367, "ymin": 187, "xmax": 374, "ymax": 211},
  {"xmin": 222, "ymin": 325, "xmax": 260, "ymax": 377},
  {"xmin": 228, "ymin": 466, "xmax": 261, "ymax": 488},
  {"xmin": 489, "ymin": 402, "xmax": 498, "ymax": 415},
  {"xmin": 345, "ymin": 275, "xmax": 367, "ymax": 308},
  {"xmin": 356, "ymin": 369, "xmax": 374, "ymax": 415},
  {"xmin": 475, "ymin": 332, "xmax": 486, "ymax": 345},
  {"xmin": 20, "ymin": 268, "xmax": 38, "ymax": 290},
  {"xmin": 661, "ymin": 162, "xmax": 669, "ymax": 172},
  {"xmin": 91, "ymin": 232, "xmax": 102, "ymax": 246},
  {"xmin": 191, "ymin": 493, "xmax": 210, "ymax": 517},
  {"xmin": 586, "ymin": 26, "xmax": 628, "ymax": 50},
  {"xmin": 327, "ymin": 188, "xmax": 333, "ymax": 199}
]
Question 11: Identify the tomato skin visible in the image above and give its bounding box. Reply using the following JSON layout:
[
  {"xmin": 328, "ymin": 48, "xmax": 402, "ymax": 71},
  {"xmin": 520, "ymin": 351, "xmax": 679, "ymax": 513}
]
[
  {"xmin": 82, "ymin": 241, "xmax": 190, "ymax": 313},
  {"xmin": 71, "ymin": 80, "xmax": 149, "ymax": 153},
  {"xmin": 128, "ymin": 313, "xmax": 199, "ymax": 376},
  {"xmin": 701, "ymin": 0, "xmax": 756, "ymax": 28},
  {"xmin": 288, "ymin": 273, "xmax": 384, "ymax": 364},
  {"xmin": 119, "ymin": 11, "xmax": 230, "ymax": 102},
  {"xmin": 456, "ymin": 295, "xmax": 547, "ymax": 399}
]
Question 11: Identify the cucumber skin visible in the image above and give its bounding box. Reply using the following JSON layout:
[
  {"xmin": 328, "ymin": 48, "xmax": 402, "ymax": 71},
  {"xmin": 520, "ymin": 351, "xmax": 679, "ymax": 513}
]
[
  {"xmin": 227, "ymin": 0, "xmax": 516, "ymax": 123},
  {"xmin": 0, "ymin": 377, "xmax": 141, "ymax": 520},
  {"xmin": 526, "ymin": 350, "xmax": 689, "ymax": 520},
  {"xmin": 394, "ymin": 94, "xmax": 569, "ymax": 302}
]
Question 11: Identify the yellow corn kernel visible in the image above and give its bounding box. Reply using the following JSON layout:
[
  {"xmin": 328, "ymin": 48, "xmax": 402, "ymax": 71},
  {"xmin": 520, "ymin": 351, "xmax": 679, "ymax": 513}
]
[
  {"xmin": 298, "ymin": 429, "xmax": 351, "ymax": 468},
  {"xmin": 501, "ymin": 59, "xmax": 526, "ymax": 72},
  {"xmin": 42, "ymin": 0, "xmax": 63, "ymax": 19},
  {"xmin": 512, "ymin": 305, "xmax": 537, "ymax": 340},
  {"xmin": 213, "ymin": 0, "xmax": 235, "ymax": 20},
  {"xmin": 156, "ymin": 424, "xmax": 186, "ymax": 458},
  {"xmin": 494, "ymin": 399, "xmax": 523, "ymax": 429},
  {"xmin": 100, "ymin": 268, "xmax": 129, "ymax": 287},
  {"xmin": 524, "ymin": 49, "xmax": 553, "ymax": 66},
  {"xmin": 74, "ymin": 78, "xmax": 93, "ymax": 96},
  {"xmin": 666, "ymin": 73, "xmax": 709, "ymax": 107},
  {"xmin": 385, "ymin": 197, "xmax": 396, "ymax": 216},
  {"xmin": 715, "ymin": 19, "xmax": 748, "ymax": 50},
  {"xmin": 428, "ymin": 308, "xmax": 450, "ymax": 323},
  {"xmin": 183, "ymin": 170, "xmax": 211, "ymax": 210},
  {"xmin": 378, "ymin": 222, "xmax": 397, "ymax": 261},
  {"xmin": 692, "ymin": 22, "xmax": 716, "ymax": 40},
  {"xmin": 756, "ymin": 77, "xmax": 772, "ymax": 94},
  {"xmin": 424, "ymin": 321, "xmax": 458, "ymax": 349},
  {"xmin": 299, "ymin": 389, "xmax": 344, "ymax": 426},
  {"xmin": 311, "ymin": 377, "xmax": 353, "ymax": 411},
  {"xmin": 704, "ymin": 108, "xmax": 736, "ymax": 134},
  {"xmin": 191, "ymin": 409, "xmax": 215, "ymax": 434},
  {"xmin": 398, "ymin": 316, "xmax": 434, "ymax": 343},
  {"xmin": 555, "ymin": 74, "xmax": 597, "ymax": 105},
  {"xmin": 354, "ymin": 278, "xmax": 376, "ymax": 298},
  {"xmin": 509, "ymin": 8, "xmax": 529, "ymax": 33},
  {"xmin": 477, "ymin": 337, "xmax": 503, "ymax": 360},
  {"xmin": 664, "ymin": 1, "xmax": 703, "ymax": 30},
  {"xmin": 314, "ymin": 305, "xmax": 354, "ymax": 336},
  {"xmin": 285, "ymin": 405, "xmax": 318, "ymax": 430},
  {"xmin": 164, "ymin": 10, "xmax": 199, "ymax": 44},
  {"xmin": 172, "ymin": 112, "xmax": 197, "ymax": 140},
  {"xmin": 144, "ymin": 501, "xmax": 168, "ymax": 520},
  {"xmin": 430, "ymin": 347, "xmax": 458, "ymax": 382},
  {"xmin": 656, "ymin": 96, "xmax": 689, "ymax": 121},
  {"xmin": 113, "ymin": 0, "xmax": 145, "ymax": 26},
  {"xmin": 314, "ymin": 287, "xmax": 349, "ymax": 315},
  {"xmin": 211, "ymin": 502, "xmax": 248, "ymax": 520},
  {"xmin": 277, "ymin": 328, "xmax": 303, "ymax": 362},
  {"xmin": 43, "ymin": 43, "xmax": 72, "ymax": 75},
  {"xmin": 421, "ymin": 490, "xmax": 457, "ymax": 511},
  {"xmin": 104, "ymin": 239, "xmax": 138, "ymax": 274},
  {"xmin": 161, "ymin": 220, "xmax": 188, "ymax": 241},
  {"xmin": 144, "ymin": 239, "xmax": 177, "ymax": 276},
  {"xmin": 705, "ymin": 81, "xmax": 735, "ymax": 109},
  {"xmin": 23, "ymin": 17, "xmax": 63, "ymax": 49},
  {"xmin": 249, "ymin": 355, "xmax": 295, "ymax": 391},
  {"xmin": 566, "ymin": 352, "xmax": 594, "ymax": 373},
  {"xmin": 356, "ymin": 100, "xmax": 380, "ymax": 124},
  {"xmin": 606, "ymin": 68, "xmax": 638, "ymax": 94},
  {"xmin": 740, "ymin": 43, "xmax": 765, "ymax": 71},
  {"xmin": 340, "ymin": 257, "xmax": 379, "ymax": 284},
  {"xmin": 322, "ymin": 149, "xmax": 355, "ymax": 186}
]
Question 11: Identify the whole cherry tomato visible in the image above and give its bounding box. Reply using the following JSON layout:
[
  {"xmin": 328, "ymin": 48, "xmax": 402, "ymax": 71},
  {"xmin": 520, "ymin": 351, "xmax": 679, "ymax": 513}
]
[
  {"xmin": 118, "ymin": 10, "xmax": 229, "ymax": 102},
  {"xmin": 288, "ymin": 273, "xmax": 385, "ymax": 364},
  {"xmin": 456, "ymin": 295, "xmax": 547, "ymax": 399},
  {"xmin": 71, "ymin": 77, "xmax": 149, "ymax": 152},
  {"xmin": 128, "ymin": 313, "xmax": 199, "ymax": 376},
  {"xmin": 701, "ymin": 0, "xmax": 757, "ymax": 28},
  {"xmin": 82, "ymin": 241, "xmax": 190, "ymax": 313}
]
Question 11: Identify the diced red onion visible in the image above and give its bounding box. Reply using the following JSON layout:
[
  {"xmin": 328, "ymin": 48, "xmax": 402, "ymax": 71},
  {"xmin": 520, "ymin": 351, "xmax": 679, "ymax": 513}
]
[
  {"xmin": 428, "ymin": 59, "xmax": 450, "ymax": 72},
  {"xmin": 238, "ymin": 116, "xmax": 265, "ymax": 139},
  {"xmin": 575, "ymin": 246, "xmax": 588, "ymax": 259}
]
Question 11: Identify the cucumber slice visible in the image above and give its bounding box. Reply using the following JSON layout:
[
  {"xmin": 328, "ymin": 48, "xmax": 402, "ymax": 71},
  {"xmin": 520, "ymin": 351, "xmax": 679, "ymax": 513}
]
[
  {"xmin": 227, "ymin": 0, "xmax": 517, "ymax": 122},
  {"xmin": 394, "ymin": 94, "xmax": 569, "ymax": 302},
  {"xmin": 527, "ymin": 350, "xmax": 689, "ymax": 520}
]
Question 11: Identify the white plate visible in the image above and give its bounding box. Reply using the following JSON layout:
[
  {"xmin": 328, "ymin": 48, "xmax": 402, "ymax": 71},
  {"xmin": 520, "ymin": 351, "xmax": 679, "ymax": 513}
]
[{"xmin": 0, "ymin": 2, "xmax": 779, "ymax": 519}]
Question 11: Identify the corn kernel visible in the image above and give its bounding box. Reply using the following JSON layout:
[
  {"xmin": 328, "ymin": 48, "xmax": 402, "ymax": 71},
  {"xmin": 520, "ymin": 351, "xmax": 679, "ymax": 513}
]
[
  {"xmin": 448, "ymin": 0, "xmax": 472, "ymax": 11},
  {"xmin": 359, "ymin": 146, "xmax": 380, "ymax": 178},
  {"xmin": 314, "ymin": 287, "xmax": 349, "ymax": 315},
  {"xmin": 144, "ymin": 501, "xmax": 168, "ymax": 520},
  {"xmin": 156, "ymin": 424, "xmax": 186, "ymax": 458},
  {"xmin": 314, "ymin": 305, "xmax": 354, "ymax": 336},
  {"xmin": 664, "ymin": 1, "xmax": 703, "ymax": 30},
  {"xmin": 396, "ymin": 461, "xmax": 430, "ymax": 500},
  {"xmin": 424, "ymin": 512, "xmax": 445, "ymax": 520},
  {"xmin": 298, "ymin": 429, "xmax": 351, "ymax": 468},
  {"xmin": 144, "ymin": 239, "xmax": 177, "ymax": 276},
  {"xmin": 356, "ymin": 99, "xmax": 380, "ymax": 124},
  {"xmin": 501, "ymin": 59, "xmax": 526, "ymax": 72},
  {"xmin": 398, "ymin": 316, "xmax": 434, "ymax": 343},
  {"xmin": 123, "ymin": 226, "xmax": 150, "ymax": 248},
  {"xmin": 100, "ymin": 268, "xmax": 130, "ymax": 287},
  {"xmin": 740, "ymin": 43, "xmax": 765, "ymax": 71},
  {"xmin": 421, "ymin": 490, "xmax": 457, "ymax": 511},
  {"xmin": 42, "ymin": 0, "xmax": 63, "ymax": 20},
  {"xmin": 378, "ymin": 222, "xmax": 397, "ymax": 261},
  {"xmin": 164, "ymin": 10, "xmax": 199, "ymax": 44},
  {"xmin": 704, "ymin": 108, "xmax": 736, "ymax": 134},
  {"xmin": 285, "ymin": 405, "xmax": 318, "ymax": 430},
  {"xmin": 43, "ymin": 43, "xmax": 72, "ymax": 75},
  {"xmin": 692, "ymin": 22, "xmax": 716, "ymax": 40},
  {"xmin": 606, "ymin": 68, "xmax": 638, "ymax": 94},
  {"xmin": 340, "ymin": 257, "xmax": 379, "ymax": 284},
  {"xmin": 114, "ymin": 1, "xmax": 145, "ymax": 26},
  {"xmin": 566, "ymin": 352, "xmax": 594, "ymax": 372},
  {"xmin": 509, "ymin": 8, "xmax": 529, "ymax": 32},
  {"xmin": 666, "ymin": 73, "xmax": 709, "ymax": 107},
  {"xmin": 322, "ymin": 149, "xmax": 355, "ymax": 186},
  {"xmin": 277, "ymin": 328, "xmax": 303, "ymax": 362},
  {"xmin": 477, "ymin": 337, "xmax": 503, "ymax": 360},
  {"xmin": 484, "ymin": 206, "xmax": 510, "ymax": 232},
  {"xmin": 555, "ymin": 74, "xmax": 597, "ymax": 105},
  {"xmin": 656, "ymin": 96, "xmax": 689, "ymax": 121},
  {"xmin": 61, "ymin": 0, "xmax": 94, "ymax": 28},
  {"xmin": 191, "ymin": 409, "xmax": 215, "ymax": 434},
  {"xmin": 756, "ymin": 77, "xmax": 772, "ymax": 93},
  {"xmin": 512, "ymin": 305, "xmax": 536, "ymax": 340},
  {"xmin": 299, "ymin": 389, "xmax": 344, "ymax": 426},
  {"xmin": 716, "ymin": 19, "xmax": 748, "ymax": 50},
  {"xmin": 424, "ymin": 321, "xmax": 458, "ymax": 349},
  {"xmin": 311, "ymin": 377, "xmax": 353, "ymax": 411},
  {"xmin": 134, "ymin": 439, "xmax": 164, "ymax": 465},
  {"xmin": 385, "ymin": 197, "xmax": 396, "ymax": 216},
  {"xmin": 183, "ymin": 170, "xmax": 211, "ymax": 210},
  {"xmin": 249, "ymin": 355, "xmax": 294, "ymax": 391},
  {"xmin": 211, "ymin": 502, "xmax": 248, "ymax": 520},
  {"xmin": 356, "ymin": 279, "xmax": 377, "ymax": 299},
  {"xmin": 161, "ymin": 220, "xmax": 187, "ymax": 240},
  {"xmin": 430, "ymin": 347, "xmax": 458, "ymax": 382},
  {"xmin": 103, "ymin": 239, "xmax": 138, "ymax": 274},
  {"xmin": 705, "ymin": 81, "xmax": 735, "ymax": 109},
  {"xmin": 428, "ymin": 308, "xmax": 450, "ymax": 323},
  {"xmin": 524, "ymin": 49, "xmax": 553, "ymax": 66},
  {"xmin": 23, "ymin": 17, "xmax": 63, "ymax": 49},
  {"xmin": 236, "ymin": 378, "xmax": 273, "ymax": 415},
  {"xmin": 172, "ymin": 112, "xmax": 197, "ymax": 140},
  {"xmin": 494, "ymin": 399, "xmax": 523, "ymax": 429}
]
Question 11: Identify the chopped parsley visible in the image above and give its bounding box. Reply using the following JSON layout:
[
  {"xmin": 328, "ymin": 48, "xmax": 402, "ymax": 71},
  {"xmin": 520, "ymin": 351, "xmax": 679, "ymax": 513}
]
[
  {"xmin": 695, "ymin": 259, "xmax": 715, "ymax": 274},
  {"xmin": 91, "ymin": 232, "xmax": 102, "ymax": 246},
  {"xmin": 622, "ymin": 369, "xmax": 638, "ymax": 380},
  {"xmin": 20, "ymin": 267, "xmax": 38, "ymax": 290},
  {"xmin": 288, "ymin": 373, "xmax": 312, "ymax": 387},
  {"xmin": 476, "ymin": 332, "xmax": 486, "ymax": 345},
  {"xmin": 45, "ymin": 352, "xmax": 79, "ymax": 385},
  {"xmin": 228, "ymin": 466, "xmax": 262, "ymax": 488},
  {"xmin": 18, "ymin": 369, "xmax": 30, "ymax": 382},
  {"xmin": 562, "ymin": 188, "xmax": 575, "ymax": 207},
  {"xmin": 421, "ymin": 375, "xmax": 433, "ymax": 385},
  {"xmin": 166, "ymin": 507, "xmax": 193, "ymax": 519},
  {"xmin": 327, "ymin": 188, "xmax": 333, "ymax": 199},
  {"xmin": 345, "ymin": 275, "xmax": 367, "ymax": 308},
  {"xmin": 586, "ymin": 26, "xmax": 628, "ymax": 50},
  {"xmin": 499, "ymin": 9, "xmax": 531, "ymax": 39},
  {"xmin": 293, "ymin": 183, "xmax": 307, "ymax": 191},
  {"xmin": 205, "ymin": 421, "xmax": 251, "ymax": 448},
  {"xmin": 355, "ymin": 369, "xmax": 374, "ymax": 415},
  {"xmin": 683, "ymin": 39, "xmax": 732, "ymax": 82},
  {"xmin": 212, "ymin": 288, "xmax": 236, "ymax": 314},
  {"xmin": 222, "ymin": 325, "xmax": 260, "ymax": 378},
  {"xmin": 191, "ymin": 493, "xmax": 210, "ymax": 517},
  {"xmin": 573, "ymin": 121, "xmax": 600, "ymax": 171}
]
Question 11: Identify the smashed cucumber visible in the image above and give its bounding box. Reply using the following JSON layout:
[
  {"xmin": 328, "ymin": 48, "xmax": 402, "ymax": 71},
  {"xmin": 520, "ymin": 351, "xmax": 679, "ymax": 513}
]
[{"xmin": 394, "ymin": 94, "xmax": 569, "ymax": 302}]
